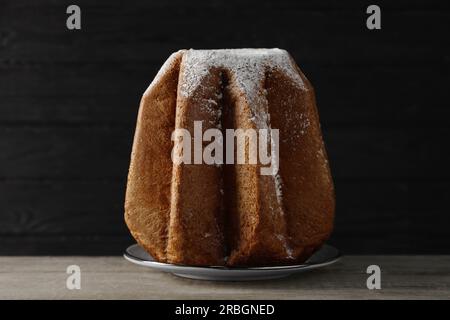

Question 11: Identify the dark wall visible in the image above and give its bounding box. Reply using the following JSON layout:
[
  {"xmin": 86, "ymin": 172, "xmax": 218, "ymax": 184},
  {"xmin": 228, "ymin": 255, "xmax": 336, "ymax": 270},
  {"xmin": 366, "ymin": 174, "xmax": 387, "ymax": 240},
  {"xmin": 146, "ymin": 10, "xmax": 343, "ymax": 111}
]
[{"xmin": 0, "ymin": 0, "xmax": 449, "ymax": 255}]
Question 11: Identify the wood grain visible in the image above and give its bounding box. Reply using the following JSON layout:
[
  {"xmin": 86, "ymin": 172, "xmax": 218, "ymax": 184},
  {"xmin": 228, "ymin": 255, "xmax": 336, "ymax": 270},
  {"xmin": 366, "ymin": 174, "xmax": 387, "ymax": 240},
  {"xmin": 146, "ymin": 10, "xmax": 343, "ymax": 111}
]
[
  {"xmin": 0, "ymin": 180, "xmax": 448, "ymax": 254},
  {"xmin": 1, "ymin": 1, "xmax": 448, "ymax": 65},
  {"xmin": 1, "ymin": 66, "xmax": 449, "ymax": 127},
  {"xmin": 0, "ymin": 0, "xmax": 449, "ymax": 254},
  {"xmin": 0, "ymin": 255, "xmax": 448, "ymax": 299},
  {"xmin": 1, "ymin": 126, "xmax": 449, "ymax": 180}
]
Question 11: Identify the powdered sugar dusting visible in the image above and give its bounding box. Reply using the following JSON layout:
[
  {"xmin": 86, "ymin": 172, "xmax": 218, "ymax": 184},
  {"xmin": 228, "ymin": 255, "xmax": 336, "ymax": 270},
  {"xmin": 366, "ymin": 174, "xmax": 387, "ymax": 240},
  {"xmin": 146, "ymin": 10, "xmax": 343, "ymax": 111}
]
[
  {"xmin": 276, "ymin": 234, "xmax": 294, "ymax": 259},
  {"xmin": 274, "ymin": 173, "xmax": 283, "ymax": 205},
  {"xmin": 179, "ymin": 49, "xmax": 305, "ymax": 104},
  {"xmin": 177, "ymin": 49, "xmax": 296, "ymax": 232},
  {"xmin": 178, "ymin": 49, "xmax": 300, "ymax": 209}
]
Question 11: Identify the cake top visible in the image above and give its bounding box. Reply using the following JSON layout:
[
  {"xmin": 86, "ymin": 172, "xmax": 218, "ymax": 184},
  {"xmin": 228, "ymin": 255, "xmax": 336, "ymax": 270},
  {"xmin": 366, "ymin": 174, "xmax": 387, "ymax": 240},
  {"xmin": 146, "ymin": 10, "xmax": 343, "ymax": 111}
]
[
  {"xmin": 149, "ymin": 49, "xmax": 307, "ymax": 109},
  {"xmin": 179, "ymin": 48, "xmax": 306, "ymax": 103}
]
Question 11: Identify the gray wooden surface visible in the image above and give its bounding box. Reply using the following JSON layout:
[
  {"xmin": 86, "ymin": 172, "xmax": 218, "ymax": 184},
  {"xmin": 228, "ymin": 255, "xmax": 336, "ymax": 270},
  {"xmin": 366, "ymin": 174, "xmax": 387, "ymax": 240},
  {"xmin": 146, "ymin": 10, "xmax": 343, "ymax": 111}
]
[{"xmin": 0, "ymin": 256, "xmax": 449, "ymax": 299}]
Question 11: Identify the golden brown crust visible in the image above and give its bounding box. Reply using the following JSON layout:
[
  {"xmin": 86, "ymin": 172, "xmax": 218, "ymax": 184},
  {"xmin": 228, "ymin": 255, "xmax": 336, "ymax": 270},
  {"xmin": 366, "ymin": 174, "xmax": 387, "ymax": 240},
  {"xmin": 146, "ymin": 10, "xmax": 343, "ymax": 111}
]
[
  {"xmin": 125, "ymin": 49, "xmax": 335, "ymax": 267},
  {"xmin": 266, "ymin": 67, "xmax": 335, "ymax": 263},
  {"xmin": 166, "ymin": 65, "xmax": 226, "ymax": 266},
  {"xmin": 124, "ymin": 50, "xmax": 184, "ymax": 262}
]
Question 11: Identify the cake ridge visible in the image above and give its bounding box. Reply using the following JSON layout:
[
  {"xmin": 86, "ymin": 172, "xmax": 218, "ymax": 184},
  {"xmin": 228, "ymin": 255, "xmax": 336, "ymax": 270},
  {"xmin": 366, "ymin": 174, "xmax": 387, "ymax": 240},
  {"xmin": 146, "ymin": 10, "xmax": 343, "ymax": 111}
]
[{"xmin": 125, "ymin": 49, "xmax": 335, "ymax": 267}]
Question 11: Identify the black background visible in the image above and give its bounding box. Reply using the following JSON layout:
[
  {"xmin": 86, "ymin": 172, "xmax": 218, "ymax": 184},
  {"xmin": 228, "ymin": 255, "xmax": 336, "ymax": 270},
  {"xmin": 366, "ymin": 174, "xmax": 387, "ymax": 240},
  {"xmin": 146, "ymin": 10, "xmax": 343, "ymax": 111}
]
[{"xmin": 0, "ymin": 0, "xmax": 449, "ymax": 255}]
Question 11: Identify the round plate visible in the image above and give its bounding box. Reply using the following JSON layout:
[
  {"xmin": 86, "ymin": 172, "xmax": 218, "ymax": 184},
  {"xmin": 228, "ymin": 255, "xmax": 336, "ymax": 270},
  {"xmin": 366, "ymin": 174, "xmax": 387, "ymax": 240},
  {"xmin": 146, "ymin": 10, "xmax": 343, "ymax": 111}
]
[{"xmin": 124, "ymin": 244, "xmax": 341, "ymax": 281}]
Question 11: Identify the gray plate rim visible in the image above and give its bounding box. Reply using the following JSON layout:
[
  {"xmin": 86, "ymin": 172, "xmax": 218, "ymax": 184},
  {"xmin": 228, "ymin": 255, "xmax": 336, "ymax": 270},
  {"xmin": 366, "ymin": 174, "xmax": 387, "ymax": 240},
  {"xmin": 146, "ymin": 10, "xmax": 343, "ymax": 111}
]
[{"xmin": 124, "ymin": 243, "xmax": 341, "ymax": 273}]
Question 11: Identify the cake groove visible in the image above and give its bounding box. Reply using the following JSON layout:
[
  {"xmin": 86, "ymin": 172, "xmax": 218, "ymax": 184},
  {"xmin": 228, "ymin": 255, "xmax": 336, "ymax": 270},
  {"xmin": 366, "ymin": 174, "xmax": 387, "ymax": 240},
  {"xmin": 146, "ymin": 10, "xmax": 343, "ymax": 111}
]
[{"xmin": 125, "ymin": 49, "xmax": 335, "ymax": 267}]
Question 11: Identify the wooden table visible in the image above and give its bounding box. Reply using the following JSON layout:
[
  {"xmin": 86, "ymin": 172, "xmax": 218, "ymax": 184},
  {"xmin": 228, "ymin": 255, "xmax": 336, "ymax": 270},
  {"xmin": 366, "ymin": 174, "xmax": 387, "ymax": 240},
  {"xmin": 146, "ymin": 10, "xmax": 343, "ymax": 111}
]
[{"xmin": 0, "ymin": 256, "xmax": 449, "ymax": 299}]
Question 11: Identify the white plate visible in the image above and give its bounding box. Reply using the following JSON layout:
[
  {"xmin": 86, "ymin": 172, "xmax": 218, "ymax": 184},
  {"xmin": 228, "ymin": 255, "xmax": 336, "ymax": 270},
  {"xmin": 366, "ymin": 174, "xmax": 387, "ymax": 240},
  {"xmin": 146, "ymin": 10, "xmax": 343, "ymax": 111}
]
[{"xmin": 124, "ymin": 243, "xmax": 341, "ymax": 281}]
